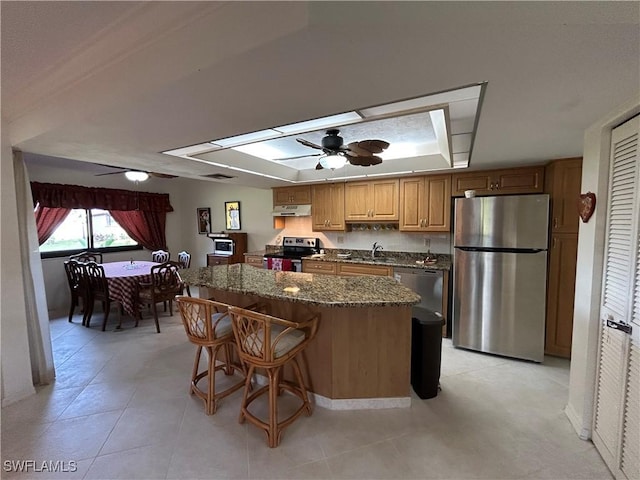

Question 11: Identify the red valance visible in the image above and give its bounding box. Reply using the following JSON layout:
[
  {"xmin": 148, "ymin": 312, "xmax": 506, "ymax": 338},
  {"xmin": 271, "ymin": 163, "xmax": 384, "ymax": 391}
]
[{"xmin": 31, "ymin": 182, "xmax": 173, "ymax": 213}]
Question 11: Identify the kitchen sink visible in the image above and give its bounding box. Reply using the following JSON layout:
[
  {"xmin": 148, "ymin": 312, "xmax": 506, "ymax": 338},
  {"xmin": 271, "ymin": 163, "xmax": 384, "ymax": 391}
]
[{"xmin": 349, "ymin": 256, "xmax": 397, "ymax": 263}]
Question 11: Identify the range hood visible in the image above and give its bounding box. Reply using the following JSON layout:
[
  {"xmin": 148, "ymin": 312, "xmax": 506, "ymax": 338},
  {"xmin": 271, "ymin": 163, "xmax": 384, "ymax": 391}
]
[{"xmin": 272, "ymin": 204, "xmax": 312, "ymax": 217}]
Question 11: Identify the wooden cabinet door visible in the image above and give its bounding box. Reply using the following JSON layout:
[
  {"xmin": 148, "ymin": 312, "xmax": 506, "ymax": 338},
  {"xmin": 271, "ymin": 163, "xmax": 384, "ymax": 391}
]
[
  {"xmin": 545, "ymin": 233, "xmax": 578, "ymax": 358},
  {"xmin": 400, "ymin": 175, "xmax": 451, "ymax": 232},
  {"xmin": 424, "ymin": 175, "xmax": 451, "ymax": 231},
  {"xmin": 452, "ymin": 166, "xmax": 545, "ymax": 196},
  {"xmin": 547, "ymin": 158, "xmax": 583, "ymax": 234},
  {"xmin": 345, "ymin": 180, "xmax": 399, "ymax": 221},
  {"xmin": 493, "ymin": 166, "xmax": 544, "ymax": 194},
  {"xmin": 399, "ymin": 177, "xmax": 426, "ymax": 231},
  {"xmin": 312, "ymin": 183, "xmax": 345, "ymax": 231},
  {"xmin": 244, "ymin": 255, "xmax": 264, "ymax": 267},
  {"xmin": 451, "ymin": 172, "xmax": 493, "ymax": 196},
  {"xmin": 336, "ymin": 263, "xmax": 393, "ymax": 277},
  {"xmin": 345, "ymin": 181, "xmax": 373, "ymax": 221},
  {"xmin": 370, "ymin": 179, "xmax": 399, "ymax": 221},
  {"xmin": 272, "ymin": 186, "xmax": 311, "ymax": 205},
  {"xmin": 302, "ymin": 260, "xmax": 337, "ymax": 274},
  {"xmin": 207, "ymin": 255, "xmax": 229, "ymax": 266}
]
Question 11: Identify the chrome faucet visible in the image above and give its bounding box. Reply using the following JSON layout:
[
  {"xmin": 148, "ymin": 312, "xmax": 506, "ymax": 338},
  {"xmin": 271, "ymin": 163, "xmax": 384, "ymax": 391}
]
[{"xmin": 371, "ymin": 242, "xmax": 383, "ymax": 259}]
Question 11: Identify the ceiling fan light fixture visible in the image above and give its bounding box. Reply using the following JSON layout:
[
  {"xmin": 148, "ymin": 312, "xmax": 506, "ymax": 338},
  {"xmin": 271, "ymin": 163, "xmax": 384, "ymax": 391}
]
[
  {"xmin": 124, "ymin": 171, "xmax": 149, "ymax": 182},
  {"xmin": 320, "ymin": 153, "xmax": 347, "ymax": 170}
]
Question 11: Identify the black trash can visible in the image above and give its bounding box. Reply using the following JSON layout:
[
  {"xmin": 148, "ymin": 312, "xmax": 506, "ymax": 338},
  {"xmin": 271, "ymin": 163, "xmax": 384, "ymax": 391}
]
[{"xmin": 411, "ymin": 307, "xmax": 445, "ymax": 399}]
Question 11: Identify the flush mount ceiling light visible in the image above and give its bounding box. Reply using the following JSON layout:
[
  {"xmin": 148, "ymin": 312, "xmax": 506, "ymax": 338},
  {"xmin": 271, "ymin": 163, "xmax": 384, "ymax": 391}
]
[
  {"xmin": 319, "ymin": 153, "xmax": 348, "ymax": 170},
  {"xmin": 124, "ymin": 171, "xmax": 149, "ymax": 182}
]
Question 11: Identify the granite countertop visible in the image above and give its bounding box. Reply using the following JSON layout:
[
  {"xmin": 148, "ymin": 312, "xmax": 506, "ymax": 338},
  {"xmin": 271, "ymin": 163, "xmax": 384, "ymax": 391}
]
[
  {"xmin": 180, "ymin": 264, "xmax": 421, "ymax": 308},
  {"xmin": 244, "ymin": 250, "xmax": 266, "ymax": 256},
  {"xmin": 303, "ymin": 250, "xmax": 452, "ymax": 271}
]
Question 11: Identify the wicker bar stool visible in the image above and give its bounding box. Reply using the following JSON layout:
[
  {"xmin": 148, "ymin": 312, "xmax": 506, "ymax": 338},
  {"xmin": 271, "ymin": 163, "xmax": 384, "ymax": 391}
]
[
  {"xmin": 176, "ymin": 296, "xmax": 247, "ymax": 415},
  {"xmin": 228, "ymin": 306, "xmax": 319, "ymax": 447}
]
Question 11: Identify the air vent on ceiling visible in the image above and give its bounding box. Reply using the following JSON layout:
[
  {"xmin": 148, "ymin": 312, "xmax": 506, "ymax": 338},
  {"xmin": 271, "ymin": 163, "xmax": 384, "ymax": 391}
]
[{"xmin": 202, "ymin": 173, "xmax": 235, "ymax": 179}]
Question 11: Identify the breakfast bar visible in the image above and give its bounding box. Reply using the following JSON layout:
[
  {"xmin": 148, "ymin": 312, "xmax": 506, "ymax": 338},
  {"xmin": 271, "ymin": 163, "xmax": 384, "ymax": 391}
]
[{"xmin": 180, "ymin": 264, "xmax": 421, "ymax": 409}]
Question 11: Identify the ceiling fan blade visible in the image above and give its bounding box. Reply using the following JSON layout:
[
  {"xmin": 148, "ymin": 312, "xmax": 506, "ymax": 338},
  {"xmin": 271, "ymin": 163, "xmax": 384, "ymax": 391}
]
[
  {"xmin": 297, "ymin": 138, "xmax": 323, "ymax": 150},
  {"xmin": 274, "ymin": 153, "xmax": 322, "ymax": 162},
  {"xmin": 315, "ymin": 162, "xmax": 324, "ymax": 170},
  {"xmin": 348, "ymin": 155, "xmax": 383, "ymax": 167},
  {"xmin": 348, "ymin": 140, "xmax": 390, "ymax": 155},
  {"xmin": 150, "ymin": 172, "xmax": 178, "ymax": 179},
  {"xmin": 95, "ymin": 171, "xmax": 127, "ymax": 176}
]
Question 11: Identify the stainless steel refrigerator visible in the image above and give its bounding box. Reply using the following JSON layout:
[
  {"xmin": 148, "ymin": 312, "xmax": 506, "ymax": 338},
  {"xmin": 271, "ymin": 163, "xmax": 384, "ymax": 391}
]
[{"xmin": 452, "ymin": 194, "xmax": 550, "ymax": 362}]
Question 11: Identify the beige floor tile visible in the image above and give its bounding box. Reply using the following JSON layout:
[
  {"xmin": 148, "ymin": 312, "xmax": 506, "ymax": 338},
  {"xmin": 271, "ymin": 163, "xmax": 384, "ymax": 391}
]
[
  {"xmin": 57, "ymin": 380, "xmax": 137, "ymax": 419},
  {"xmin": 1, "ymin": 317, "xmax": 613, "ymax": 480},
  {"xmin": 84, "ymin": 442, "xmax": 175, "ymax": 479},
  {"xmin": 326, "ymin": 439, "xmax": 415, "ymax": 479},
  {"xmin": 98, "ymin": 398, "xmax": 187, "ymax": 455}
]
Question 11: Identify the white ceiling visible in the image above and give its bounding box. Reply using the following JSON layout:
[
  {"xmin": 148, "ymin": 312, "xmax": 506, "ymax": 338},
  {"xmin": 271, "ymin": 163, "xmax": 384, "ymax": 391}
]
[{"xmin": 2, "ymin": 1, "xmax": 639, "ymax": 189}]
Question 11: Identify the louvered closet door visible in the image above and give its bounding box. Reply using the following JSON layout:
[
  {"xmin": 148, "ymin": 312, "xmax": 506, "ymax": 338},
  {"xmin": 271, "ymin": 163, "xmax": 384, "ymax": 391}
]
[{"xmin": 593, "ymin": 115, "xmax": 639, "ymax": 480}]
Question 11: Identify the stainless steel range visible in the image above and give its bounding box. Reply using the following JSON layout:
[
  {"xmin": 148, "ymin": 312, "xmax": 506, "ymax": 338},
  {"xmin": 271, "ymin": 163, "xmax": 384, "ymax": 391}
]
[{"xmin": 263, "ymin": 237, "xmax": 320, "ymax": 272}]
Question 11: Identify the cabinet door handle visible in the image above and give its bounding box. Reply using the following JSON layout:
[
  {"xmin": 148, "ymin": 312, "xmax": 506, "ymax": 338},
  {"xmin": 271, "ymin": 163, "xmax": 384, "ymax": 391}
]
[
  {"xmin": 552, "ymin": 237, "xmax": 557, "ymax": 248},
  {"xmin": 489, "ymin": 183, "xmax": 494, "ymax": 190},
  {"xmin": 553, "ymin": 218, "xmax": 558, "ymax": 228},
  {"xmin": 420, "ymin": 219, "xmax": 424, "ymax": 227}
]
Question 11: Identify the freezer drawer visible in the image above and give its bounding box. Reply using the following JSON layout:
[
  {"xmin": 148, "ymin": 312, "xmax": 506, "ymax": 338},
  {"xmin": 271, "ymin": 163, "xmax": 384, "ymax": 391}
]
[{"xmin": 452, "ymin": 249, "xmax": 547, "ymax": 362}]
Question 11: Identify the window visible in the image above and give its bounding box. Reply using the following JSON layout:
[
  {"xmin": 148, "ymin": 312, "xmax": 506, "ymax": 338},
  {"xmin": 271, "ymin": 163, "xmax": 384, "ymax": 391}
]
[{"xmin": 40, "ymin": 209, "xmax": 140, "ymax": 256}]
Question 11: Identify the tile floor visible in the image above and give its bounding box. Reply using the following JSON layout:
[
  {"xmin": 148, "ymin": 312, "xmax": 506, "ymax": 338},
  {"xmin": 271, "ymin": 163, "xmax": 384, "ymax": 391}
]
[{"xmin": 1, "ymin": 310, "xmax": 612, "ymax": 480}]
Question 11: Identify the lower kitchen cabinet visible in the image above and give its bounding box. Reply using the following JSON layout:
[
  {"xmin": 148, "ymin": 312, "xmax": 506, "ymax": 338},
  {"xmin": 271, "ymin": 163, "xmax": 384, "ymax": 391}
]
[
  {"xmin": 206, "ymin": 255, "xmax": 230, "ymax": 266},
  {"xmin": 302, "ymin": 260, "xmax": 337, "ymax": 274},
  {"xmin": 337, "ymin": 263, "xmax": 393, "ymax": 277},
  {"xmin": 244, "ymin": 254, "xmax": 264, "ymax": 267},
  {"xmin": 545, "ymin": 233, "xmax": 578, "ymax": 358}
]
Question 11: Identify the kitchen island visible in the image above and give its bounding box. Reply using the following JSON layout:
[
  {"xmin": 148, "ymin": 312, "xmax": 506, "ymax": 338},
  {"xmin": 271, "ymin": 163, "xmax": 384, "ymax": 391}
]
[{"xmin": 180, "ymin": 264, "xmax": 420, "ymax": 409}]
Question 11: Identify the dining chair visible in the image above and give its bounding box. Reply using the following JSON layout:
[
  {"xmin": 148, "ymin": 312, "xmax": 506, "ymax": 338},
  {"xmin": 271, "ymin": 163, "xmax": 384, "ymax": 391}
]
[
  {"xmin": 136, "ymin": 262, "xmax": 184, "ymax": 333},
  {"xmin": 177, "ymin": 251, "xmax": 191, "ymax": 269},
  {"xmin": 175, "ymin": 296, "xmax": 247, "ymax": 415},
  {"xmin": 228, "ymin": 306, "xmax": 319, "ymax": 447},
  {"xmin": 70, "ymin": 250, "xmax": 103, "ymax": 263},
  {"xmin": 64, "ymin": 260, "xmax": 90, "ymax": 325},
  {"xmin": 151, "ymin": 249, "xmax": 170, "ymax": 263},
  {"xmin": 84, "ymin": 261, "xmax": 116, "ymax": 331}
]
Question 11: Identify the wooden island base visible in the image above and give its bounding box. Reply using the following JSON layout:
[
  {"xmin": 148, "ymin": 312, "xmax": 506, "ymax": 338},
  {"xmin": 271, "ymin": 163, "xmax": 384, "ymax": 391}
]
[{"xmin": 201, "ymin": 287, "xmax": 413, "ymax": 409}]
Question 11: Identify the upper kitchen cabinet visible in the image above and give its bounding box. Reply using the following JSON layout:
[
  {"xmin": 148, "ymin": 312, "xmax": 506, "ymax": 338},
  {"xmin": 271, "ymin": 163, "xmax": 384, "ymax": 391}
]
[
  {"xmin": 399, "ymin": 174, "xmax": 451, "ymax": 232},
  {"xmin": 544, "ymin": 158, "xmax": 583, "ymax": 233},
  {"xmin": 311, "ymin": 183, "xmax": 345, "ymax": 231},
  {"xmin": 272, "ymin": 185, "xmax": 312, "ymax": 206},
  {"xmin": 451, "ymin": 166, "xmax": 545, "ymax": 196},
  {"xmin": 344, "ymin": 179, "xmax": 399, "ymax": 222}
]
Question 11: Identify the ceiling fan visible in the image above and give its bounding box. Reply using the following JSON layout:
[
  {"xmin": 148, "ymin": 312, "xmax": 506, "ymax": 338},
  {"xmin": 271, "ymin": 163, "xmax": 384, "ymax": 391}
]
[
  {"xmin": 95, "ymin": 164, "xmax": 177, "ymax": 181},
  {"xmin": 276, "ymin": 129, "xmax": 390, "ymax": 170}
]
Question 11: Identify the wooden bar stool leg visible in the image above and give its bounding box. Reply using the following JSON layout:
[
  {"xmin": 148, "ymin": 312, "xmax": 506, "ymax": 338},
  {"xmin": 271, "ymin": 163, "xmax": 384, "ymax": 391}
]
[
  {"xmin": 191, "ymin": 346, "xmax": 203, "ymax": 395},
  {"xmin": 206, "ymin": 345, "xmax": 217, "ymax": 415},
  {"xmin": 239, "ymin": 364, "xmax": 255, "ymax": 424}
]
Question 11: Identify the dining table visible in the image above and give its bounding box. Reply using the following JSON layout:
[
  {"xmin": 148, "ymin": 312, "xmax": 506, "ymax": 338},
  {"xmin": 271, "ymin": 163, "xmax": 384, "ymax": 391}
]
[{"xmin": 101, "ymin": 261, "xmax": 158, "ymax": 319}]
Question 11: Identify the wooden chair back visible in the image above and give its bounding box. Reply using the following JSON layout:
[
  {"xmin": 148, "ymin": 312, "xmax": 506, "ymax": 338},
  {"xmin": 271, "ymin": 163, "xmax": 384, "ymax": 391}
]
[
  {"xmin": 84, "ymin": 261, "xmax": 109, "ymax": 300},
  {"xmin": 175, "ymin": 296, "xmax": 233, "ymax": 346},
  {"xmin": 70, "ymin": 251, "xmax": 103, "ymax": 263},
  {"xmin": 177, "ymin": 251, "xmax": 191, "ymax": 269},
  {"xmin": 149, "ymin": 262, "xmax": 183, "ymax": 300},
  {"xmin": 229, "ymin": 306, "xmax": 318, "ymax": 366},
  {"xmin": 151, "ymin": 250, "xmax": 170, "ymax": 263}
]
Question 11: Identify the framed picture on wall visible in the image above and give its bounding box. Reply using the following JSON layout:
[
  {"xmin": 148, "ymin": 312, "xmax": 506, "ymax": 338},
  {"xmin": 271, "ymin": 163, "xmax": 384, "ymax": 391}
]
[
  {"xmin": 197, "ymin": 207, "xmax": 211, "ymax": 234},
  {"xmin": 225, "ymin": 201, "xmax": 241, "ymax": 230}
]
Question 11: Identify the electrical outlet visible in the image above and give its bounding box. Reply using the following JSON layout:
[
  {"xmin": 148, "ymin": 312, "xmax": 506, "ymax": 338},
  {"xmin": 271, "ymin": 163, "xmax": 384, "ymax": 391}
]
[
  {"xmin": 337, "ymin": 236, "xmax": 345, "ymax": 244},
  {"xmin": 423, "ymin": 238, "xmax": 430, "ymax": 248}
]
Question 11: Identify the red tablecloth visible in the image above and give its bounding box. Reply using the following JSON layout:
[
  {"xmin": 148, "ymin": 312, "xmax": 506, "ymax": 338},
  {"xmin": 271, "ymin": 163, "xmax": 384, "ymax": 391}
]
[{"xmin": 101, "ymin": 261, "xmax": 158, "ymax": 318}]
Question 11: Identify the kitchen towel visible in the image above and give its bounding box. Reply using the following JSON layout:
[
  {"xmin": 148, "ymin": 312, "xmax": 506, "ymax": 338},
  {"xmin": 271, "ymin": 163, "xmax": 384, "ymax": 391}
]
[{"xmin": 267, "ymin": 258, "xmax": 293, "ymax": 271}]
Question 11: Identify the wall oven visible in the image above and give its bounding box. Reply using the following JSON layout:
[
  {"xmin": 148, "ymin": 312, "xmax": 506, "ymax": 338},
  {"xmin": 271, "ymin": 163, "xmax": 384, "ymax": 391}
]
[
  {"xmin": 263, "ymin": 236, "xmax": 320, "ymax": 272},
  {"xmin": 212, "ymin": 238, "xmax": 234, "ymax": 256}
]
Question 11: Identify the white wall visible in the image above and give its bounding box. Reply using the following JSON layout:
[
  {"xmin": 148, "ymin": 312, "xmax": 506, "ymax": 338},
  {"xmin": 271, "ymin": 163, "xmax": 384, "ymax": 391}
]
[
  {"xmin": 565, "ymin": 96, "xmax": 640, "ymax": 439},
  {"xmin": 1, "ymin": 125, "xmax": 37, "ymax": 405}
]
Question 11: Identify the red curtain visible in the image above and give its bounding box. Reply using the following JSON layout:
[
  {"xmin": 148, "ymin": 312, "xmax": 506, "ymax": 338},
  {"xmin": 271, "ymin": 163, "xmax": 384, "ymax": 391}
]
[
  {"xmin": 31, "ymin": 182, "xmax": 173, "ymax": 250},
  {"xmin": 109, "ymin": 210, "xmax": 167, "ymax": 251},
  {"xmin": 34, "ymin": 205, "xmax": 71, "ymax": 245},
  {"xmin": 31, "ymin": 182, "xmax": 173, "ymax": 212}
]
